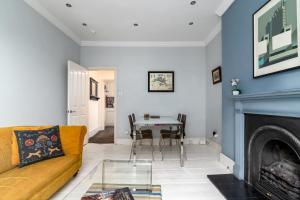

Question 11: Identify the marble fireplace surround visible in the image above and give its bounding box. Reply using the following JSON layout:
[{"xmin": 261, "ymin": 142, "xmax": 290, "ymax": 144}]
[{"xmin": 232, "ymin": 89, "xmax": 300, "ymax": 179}]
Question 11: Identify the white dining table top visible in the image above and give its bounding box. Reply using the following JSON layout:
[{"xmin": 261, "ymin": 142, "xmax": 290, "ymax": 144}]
[{"xmin": 134, "ymin": 116, "xmax": 182, "ymax": 126}]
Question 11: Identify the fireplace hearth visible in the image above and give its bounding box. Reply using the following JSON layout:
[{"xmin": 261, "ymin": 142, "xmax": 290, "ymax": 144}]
[{"xmin": 245, "ymin": 114, "xmax": 300, "ymax": 200}]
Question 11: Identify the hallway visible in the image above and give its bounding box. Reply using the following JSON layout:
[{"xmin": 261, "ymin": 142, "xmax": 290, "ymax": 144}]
[{"xmin": 88, "ymin": 126, "xmax": 114, "ymax": 144}]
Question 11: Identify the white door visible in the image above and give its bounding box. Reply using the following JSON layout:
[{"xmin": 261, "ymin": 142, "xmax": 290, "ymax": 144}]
[{"xmin": 67, "ymin": 61, "xmax": 89, "ymax": 145}]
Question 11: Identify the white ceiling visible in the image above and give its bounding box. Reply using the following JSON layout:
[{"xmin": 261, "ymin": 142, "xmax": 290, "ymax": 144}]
[{"xmin": 25, "ymin": 0, "xmax": 235, "ymax": 46}]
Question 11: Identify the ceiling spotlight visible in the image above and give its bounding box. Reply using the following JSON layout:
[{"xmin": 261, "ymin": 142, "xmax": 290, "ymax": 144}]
[
  {"xmin": 189, "ymin": 22, "xmax": 194, "ymax": 26},
  {"xmin": 90, "ymin": 29, "xmax": 96, "ymax": 34},
  {"xmin": 66, "ymin": 3, "xmax": 72, "ymax": 8},
  {"xmin": 82, "ymin": 23, "xmax": 87, "ymax": 27},
  {"xmin": 190, "ymin": 1, "xmax": 196, "ymax": 5},
  {"xmin": 133, "ymin": 23, "xmax": 139, "ymax": 27}
]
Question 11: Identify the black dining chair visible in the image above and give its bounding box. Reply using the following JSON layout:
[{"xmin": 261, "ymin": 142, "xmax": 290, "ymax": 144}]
[
  {"xmin": 178, "ymin": 114, "xmax": 186, "ymax": 139},
  {"xmin": 128, "ymin": 115, "xmax": 154, "ymax": 161},
  {"xmin": 171, "ymin": 114, "xmax": 187, "ymax": 161},
  {"xmin": 159, "ymin": 113, "xmax": 182, "ymax": 160},
  {"xmin": 132, "ymin": 113, "xmax": 136, "ymax": 122}
]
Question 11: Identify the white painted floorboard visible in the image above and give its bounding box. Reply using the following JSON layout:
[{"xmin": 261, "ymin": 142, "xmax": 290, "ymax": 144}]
[{"xmin": 51, "ymin": 144, "xmax": 229, "ymax": 200}]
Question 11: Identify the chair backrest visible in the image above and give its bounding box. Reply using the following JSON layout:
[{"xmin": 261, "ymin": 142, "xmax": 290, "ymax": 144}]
[
  {"xmin": 181, "ymin": 114, "xmax": 187, "ymax": 138},
  {"xmin": 128, "ymin": 115, "xmax": 134, "ymax": 138},
  {"xmin": 132, "ymin": 113, "xmax": 136, "ymax": 122},
  {"xmin": 177, "ymin": 113, "xmax": 182, "ymax": 121}
]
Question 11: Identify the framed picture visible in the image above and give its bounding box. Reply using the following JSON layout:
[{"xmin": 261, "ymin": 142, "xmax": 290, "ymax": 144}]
[
  {"xmin": 148, "ymin": 71, "xmax": 174, "ymax": 92},
  {"xmin": 253, "ymin": 0, "xmax": 300, "ymax": 78},
  {"xmin": 90, "ymin": 78, "xmax": 99, "ymax": 101},
  {"xmin": 212, "ymin": 66, "xmax": 222, "ymax": 84},
  {"xmin": 106, "ymin": 96, "xmax": 114, "ymax": 108}
]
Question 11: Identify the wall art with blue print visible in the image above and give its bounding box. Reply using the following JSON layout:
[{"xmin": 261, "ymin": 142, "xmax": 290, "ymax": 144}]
[{"xmin": 253, "ymin": 0, "xmax": 300, "ymax": 77}]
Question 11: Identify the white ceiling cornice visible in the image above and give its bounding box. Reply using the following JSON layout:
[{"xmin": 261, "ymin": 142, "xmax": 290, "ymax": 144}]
[
  {"xmin": 204, "ymin": 22, "xmax": 222, "ymax": 46},
  {"xmin": 24, "ymin": 0, "xmax": 81, "ymax": 45},
  {"xmin": 215, "ymin": 0, "xmax": 235, "ymax": 16},
  {"xmin": 81, "ymin": 41, "xmax": 206, "ymax": 47}
]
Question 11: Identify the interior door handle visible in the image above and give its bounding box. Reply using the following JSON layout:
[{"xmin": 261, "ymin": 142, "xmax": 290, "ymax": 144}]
[{"xmin": 67, "ymin": 110, "xmax": 76, "ymax": 113}]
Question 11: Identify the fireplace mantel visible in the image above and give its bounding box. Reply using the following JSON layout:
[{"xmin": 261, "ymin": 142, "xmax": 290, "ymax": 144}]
[
  {"xmin": 232, "ymin": 88, "xmax": 300, "ymax": 101},
  {"xmin": 232, "ymin": 88, "xmax": 300, "ymax": 180}
]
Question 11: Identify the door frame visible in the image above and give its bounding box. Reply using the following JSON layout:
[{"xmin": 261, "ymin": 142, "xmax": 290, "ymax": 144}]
[{"xmin": 88, "ymin": 66, "xmax": 118, "ymax": 144}]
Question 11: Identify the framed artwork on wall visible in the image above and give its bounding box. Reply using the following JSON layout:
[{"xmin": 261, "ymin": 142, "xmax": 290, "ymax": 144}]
[
  {"xmin": 212, "ymin": 66, "xmax": 222, "ymax": 84},
  {"xmin": 148, "ymin": 71, "xmax": 174, "ymax": 92},
  {"xmin": 90, "ymin": 78, "xmax": 100, "ymax": 101},
  {"xmin": 253, "ymin": 0, "xmax": 300, "ymax": 78},
  {"xmin": 106, "ymin": 96, "xmax": 114, "ymax": 108}
]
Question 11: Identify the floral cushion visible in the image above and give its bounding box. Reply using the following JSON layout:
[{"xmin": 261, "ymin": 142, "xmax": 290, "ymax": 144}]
[{"xmin": 14, "ymin": 126, "xmax": 64, "ymax": 167}]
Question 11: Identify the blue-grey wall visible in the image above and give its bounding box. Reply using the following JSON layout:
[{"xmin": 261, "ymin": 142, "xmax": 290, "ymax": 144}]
[
  {"xmin": 0, "ymin": 0, "xmax": 80, "ymax": 126},
  {"xmin": 206, "ymin": 32, "xmax": 222, "ymax": 145},
  {"xmin": 222, "ymin": 0, "xmax": 300, "ymax": 160},
  {"xmin": 81, "ymin": 47, "xmax": 207, "ymax": 141}
]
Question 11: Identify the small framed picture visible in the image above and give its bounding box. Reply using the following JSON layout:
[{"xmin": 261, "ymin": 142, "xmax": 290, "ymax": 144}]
[
  {"xmin": 90, "ymin": 78, "xmax": 100, "ymax": 101},
  {"xmin": 148, "ymin": 71, "xmax": 174, "ymax": 92},
  {"xmin": 212, "ymin": 66, "xmax": 222, "ymax": 84}
]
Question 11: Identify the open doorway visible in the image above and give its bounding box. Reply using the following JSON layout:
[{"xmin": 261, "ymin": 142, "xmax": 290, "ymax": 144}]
[{"xmin": 88, "ymin": 69, "xmax": 116, "ymax": 144}]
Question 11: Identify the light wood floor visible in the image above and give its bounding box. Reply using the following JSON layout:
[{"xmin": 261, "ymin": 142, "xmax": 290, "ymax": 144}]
[{"xmin": 51, "ymin": 144, "xmax": 229, "ymax": 200}]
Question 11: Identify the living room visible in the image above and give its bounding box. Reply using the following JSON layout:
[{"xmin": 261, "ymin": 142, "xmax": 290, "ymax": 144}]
[{"xmin": 1, "ymin": 0, "xmax": 300, "ymax": 200}]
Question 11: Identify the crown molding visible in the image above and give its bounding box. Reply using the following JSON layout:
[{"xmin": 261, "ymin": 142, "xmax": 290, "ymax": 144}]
[
  {"xmin": 24, "ymin": 0, "xmax": 81, "ymax": 45},
  {"xmin": 81, "ymin": 41, "xmax": 206, "ymax": 47},
  {"xmin": 204, "ymin": 21, "xmax": 222, "ymax": 45},
  {"xmin": 215, "ymin": 0, "xmax": 235, "ymax": 16}
]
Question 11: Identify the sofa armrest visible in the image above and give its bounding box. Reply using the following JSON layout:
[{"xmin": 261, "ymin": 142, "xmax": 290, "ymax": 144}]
[{"xmin": 59, "ymin": 126, "xmax": 87, "ymax": 157}]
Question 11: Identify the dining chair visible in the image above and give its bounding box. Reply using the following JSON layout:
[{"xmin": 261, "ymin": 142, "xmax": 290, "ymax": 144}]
[
  {"xmin": 159, "ymin": 113, "xmax": 182, "ymax": 160},
  {"xmin": 170, "ymin": 114, "xmax": 187, "ymax": 161},
  {"xmin": 179, "ymin": 114, "xmax": 186, "ymax": 139},
  {"xmin": 132, "ymin": 113, "xmax": 136, "ymax": 122},
  {"xmin": 128, "ymin": 115, "xmax": 154, "ymax": 161}
]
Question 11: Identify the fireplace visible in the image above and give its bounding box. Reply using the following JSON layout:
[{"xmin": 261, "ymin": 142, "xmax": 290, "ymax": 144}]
[{"xmin": 245, "ymin": 114, "xmax": 300, "ymax": 200}]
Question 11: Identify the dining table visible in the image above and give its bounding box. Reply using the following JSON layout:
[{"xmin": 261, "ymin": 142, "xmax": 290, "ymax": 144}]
[{"xmin": 133, "ymin": 116, "xmax": 185, "ymax": 167}]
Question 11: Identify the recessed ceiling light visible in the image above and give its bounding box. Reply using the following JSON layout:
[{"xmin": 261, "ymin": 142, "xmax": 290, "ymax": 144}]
[
  {"xmin": 190, "ymin": 1, "xmax": 196, "ymax": 5},
  {"xmin": 189, "ymin": 22, "xmax": 194, "ymax": 26},
  {"xmin": 66, "ymin": 3, "xmax": 72, "ymax": 8},
  {"xmin": 133, "ymin": 23, "xmax": 139, "ymax": 27},
  {"xmin": 82, "ymin": 23, "xmax": 87, "ymax": 27}
]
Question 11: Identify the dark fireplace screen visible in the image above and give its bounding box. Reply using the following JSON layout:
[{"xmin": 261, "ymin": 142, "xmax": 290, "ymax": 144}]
[{"xmin": 245, "ymin": 114, "xmax": 300, "ymax": 200}]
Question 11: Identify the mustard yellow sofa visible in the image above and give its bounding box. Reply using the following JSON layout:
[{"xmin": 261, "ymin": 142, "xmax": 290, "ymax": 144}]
[{"xmin": 0, "ymin": 126, "xmax": 87, "ymax": 200}]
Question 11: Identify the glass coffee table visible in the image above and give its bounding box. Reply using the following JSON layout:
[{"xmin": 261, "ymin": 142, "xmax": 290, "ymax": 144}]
[{"xmin": 63, "ymin": 160, "xmax": 161, "ymax": 200}]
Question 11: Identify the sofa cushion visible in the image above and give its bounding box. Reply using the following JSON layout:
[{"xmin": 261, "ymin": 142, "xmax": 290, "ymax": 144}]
[
  {"xmin": 14, "ymin": 126, "xmax": 64, "ymax": 167},
  {"xmin": 0, "ymin": 155, "xmax": 78, "ymax": 200},
  {"xmin": 11, "ymin": 126, "xmax": 52, "ymax": 167}
]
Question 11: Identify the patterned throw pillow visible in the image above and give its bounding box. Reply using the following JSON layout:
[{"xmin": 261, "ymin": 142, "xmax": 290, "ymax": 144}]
[{"xmin": 14, "ymin": 126, "xmax": 64, "ymax": 167}]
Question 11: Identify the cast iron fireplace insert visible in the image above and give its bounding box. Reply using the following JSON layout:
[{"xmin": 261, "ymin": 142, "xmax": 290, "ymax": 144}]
[{"xmin": 245, "ymin": 114, "xmax": 300, "ymax": 200}]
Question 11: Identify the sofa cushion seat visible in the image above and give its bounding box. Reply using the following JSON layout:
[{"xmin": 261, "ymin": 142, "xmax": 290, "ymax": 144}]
[{"xmin": 0, "ymin": 155, "xmax": 78, "ymax": 200}]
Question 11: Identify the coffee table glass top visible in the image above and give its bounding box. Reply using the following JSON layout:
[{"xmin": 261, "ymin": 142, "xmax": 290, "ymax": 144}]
[
  {"xmin": 102, "ymin": 160, "xmax": 152, "ymax": 190},
  {"xmin": 63, "ymin": 160, "xmax": 152, "ymax": 200}
]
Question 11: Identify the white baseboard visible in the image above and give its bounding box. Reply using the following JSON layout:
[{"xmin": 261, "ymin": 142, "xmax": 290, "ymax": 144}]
[
  {"xmin": 89, "ymin": 127, "xmax": 104, "ymax": 138},
  {"xmin": 219, "ymin": 153, "xmax": 235, "ymax": 172},
  {"xmin": 186, "ymin": 137, "xmax": 206, "ymax": 145},
  {"xmin": 206, "ymin": 139, "xmax": 221, "ymax": 153},
  {"xmin": 115, "ymin": 137, "xmax": 206, "ymax": 145}
]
